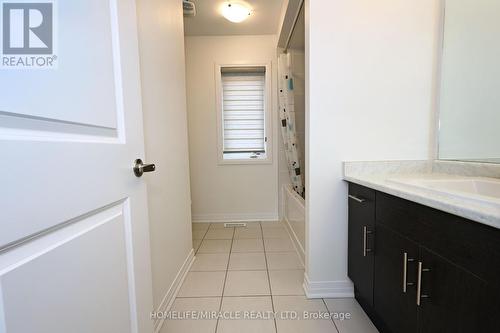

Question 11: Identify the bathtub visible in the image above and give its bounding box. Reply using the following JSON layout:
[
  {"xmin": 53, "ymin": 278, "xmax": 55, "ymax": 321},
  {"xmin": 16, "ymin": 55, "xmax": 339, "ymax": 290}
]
[{"xmin": 283, "ymin": 184, "xmax": 306, "ymax": 263}]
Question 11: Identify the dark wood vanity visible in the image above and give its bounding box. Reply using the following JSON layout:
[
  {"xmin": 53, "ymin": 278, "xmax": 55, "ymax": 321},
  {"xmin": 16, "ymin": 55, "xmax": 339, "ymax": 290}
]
[{"xmin": 348, "ymin": 182, "xmax": 500, "ymax": 333}]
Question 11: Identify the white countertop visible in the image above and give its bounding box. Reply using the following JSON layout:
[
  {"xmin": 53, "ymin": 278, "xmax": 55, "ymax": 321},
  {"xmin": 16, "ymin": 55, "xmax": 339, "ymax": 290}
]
[{"xmin": 344, "ymin": 161, "xmax": 500, "ymax": 230}]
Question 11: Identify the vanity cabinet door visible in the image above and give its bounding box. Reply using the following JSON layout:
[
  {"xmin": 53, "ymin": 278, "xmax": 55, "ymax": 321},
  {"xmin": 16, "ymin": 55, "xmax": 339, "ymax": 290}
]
[
  {"xmin": 348, "ymin": 183, "xmax": 375, "ymax": 311},
  {"xmin": 417, "ymin": 247, "xmax": 488, "ymax": 333},
  {"xmin": 373, "ymin": 223, "xmax": 418, "ymax": 333}
]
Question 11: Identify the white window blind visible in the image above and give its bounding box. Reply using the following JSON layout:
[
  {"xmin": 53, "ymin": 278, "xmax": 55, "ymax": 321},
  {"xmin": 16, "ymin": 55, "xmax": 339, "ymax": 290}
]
[{"xmin": 222, "ymin": 67, "xmax": 266, "ymax": 154}]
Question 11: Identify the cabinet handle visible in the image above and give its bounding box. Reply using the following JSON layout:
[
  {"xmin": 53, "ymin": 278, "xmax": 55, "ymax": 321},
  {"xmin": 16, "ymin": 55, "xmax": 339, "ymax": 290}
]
[
  {"xmin": 403, "ymin": 252, "xmax": 415, "ymax": 293},
  {"xmin": 349, "ymin": 195, "xmax": 366, "ymax": 203},
  {"xmin": 416, "ymin": 261, "xmax": 431, "ymax": 306},
  {"xmin": 363, "ymin": 226, "xmax": 372, "ymax": 257}
]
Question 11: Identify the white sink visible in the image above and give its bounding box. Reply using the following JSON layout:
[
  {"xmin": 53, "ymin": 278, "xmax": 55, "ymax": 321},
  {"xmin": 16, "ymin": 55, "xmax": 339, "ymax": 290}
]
[{"xmin": 388, "ymin": 176, "xmax": 500, "ymax": 204}]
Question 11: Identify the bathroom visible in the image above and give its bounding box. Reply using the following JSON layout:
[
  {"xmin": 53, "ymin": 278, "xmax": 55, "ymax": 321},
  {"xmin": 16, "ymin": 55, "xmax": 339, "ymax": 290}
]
[{"xmin": 0, "ymin": 0, "xmax": 499, "ymax": 332}]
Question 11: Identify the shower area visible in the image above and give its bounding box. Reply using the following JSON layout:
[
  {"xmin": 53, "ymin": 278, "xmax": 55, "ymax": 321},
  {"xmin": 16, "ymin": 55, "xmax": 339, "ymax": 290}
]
[{"xmin": 278, "ymin": 1, "xmax": 306, "ymax": 261}]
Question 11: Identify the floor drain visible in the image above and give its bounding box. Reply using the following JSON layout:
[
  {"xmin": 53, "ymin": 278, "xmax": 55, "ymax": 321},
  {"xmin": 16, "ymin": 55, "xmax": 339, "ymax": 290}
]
[{"xmin": 224, "ymin": 222, "xmax": 247, "ymax": 228}]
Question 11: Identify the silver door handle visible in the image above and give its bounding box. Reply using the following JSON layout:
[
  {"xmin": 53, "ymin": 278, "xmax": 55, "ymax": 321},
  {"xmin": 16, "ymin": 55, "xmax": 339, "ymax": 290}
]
[
  {"xmin": 134, "ymin": 159, "xmax": 156, "ymax": 177},
  {"xmin": 349, "ymin": 195, "xmax": 366, "ymax": 203},
  {"xmin": 363, "ymin": 226, "xmax": 372, "ymax": 257},
  {"xmin": 403, "ymin": 252, "xmax": 415, "ymax": 293},
  {"xmin": 416, "ymin": 261, "xmax": 430, "ymax": 306}
]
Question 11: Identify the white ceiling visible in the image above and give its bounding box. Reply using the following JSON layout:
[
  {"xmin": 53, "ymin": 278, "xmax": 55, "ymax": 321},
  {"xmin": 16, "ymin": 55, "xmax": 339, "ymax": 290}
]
[{"xmin": 184, "ymin": 0, "xmax": 285, "ymax": 36}]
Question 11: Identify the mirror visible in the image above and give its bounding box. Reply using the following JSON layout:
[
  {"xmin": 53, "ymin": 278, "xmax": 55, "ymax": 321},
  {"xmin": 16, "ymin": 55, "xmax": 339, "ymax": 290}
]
[{"xmin": 439, "ymin": 0, "xmax": 500, "ymax": 163}]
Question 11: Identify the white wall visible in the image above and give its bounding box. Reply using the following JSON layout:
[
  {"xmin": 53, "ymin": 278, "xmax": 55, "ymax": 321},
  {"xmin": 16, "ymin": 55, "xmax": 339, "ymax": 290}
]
[
  {"xmin": 185, "ymin": 35, "xmax": 279, "ymax": 222},
  {"xmin": 304, "ymin": 0, "xmax": 440, "ymax": 297},
  {"xmin": 136, "ymin": 0, "xmax": 193, "ymax": 311}
]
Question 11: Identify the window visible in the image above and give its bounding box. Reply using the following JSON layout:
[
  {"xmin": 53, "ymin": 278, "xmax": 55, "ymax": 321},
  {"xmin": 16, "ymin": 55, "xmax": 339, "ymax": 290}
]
[{"xmin": 217, "ymin": 65, "xmax": 271, "ymax": 163}]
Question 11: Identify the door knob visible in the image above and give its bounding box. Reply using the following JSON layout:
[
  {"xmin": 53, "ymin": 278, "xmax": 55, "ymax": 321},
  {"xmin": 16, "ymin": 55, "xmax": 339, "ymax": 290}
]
[{"xmin": 134, "ymin": 159, "xmax": 156, "ymax": 177}]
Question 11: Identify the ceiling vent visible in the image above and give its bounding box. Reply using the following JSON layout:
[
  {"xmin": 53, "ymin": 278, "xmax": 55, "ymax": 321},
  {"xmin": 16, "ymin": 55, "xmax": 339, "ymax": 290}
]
[{"xmin": 183, "ymin": 0, "xmax": 196, "ymax": 17}]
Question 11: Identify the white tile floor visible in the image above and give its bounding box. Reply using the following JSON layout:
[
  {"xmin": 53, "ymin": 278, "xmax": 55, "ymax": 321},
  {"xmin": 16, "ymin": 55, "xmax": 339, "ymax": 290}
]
[{"xmin": 160, "ymin": 221, "xmax": 379, "ymax": 333}]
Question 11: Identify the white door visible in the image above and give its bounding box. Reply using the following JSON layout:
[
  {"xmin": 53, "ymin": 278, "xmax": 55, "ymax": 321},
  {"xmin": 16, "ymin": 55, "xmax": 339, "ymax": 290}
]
[{"xmin": 0, "ymin": 1, "xmax": 153, "ymax": 332}]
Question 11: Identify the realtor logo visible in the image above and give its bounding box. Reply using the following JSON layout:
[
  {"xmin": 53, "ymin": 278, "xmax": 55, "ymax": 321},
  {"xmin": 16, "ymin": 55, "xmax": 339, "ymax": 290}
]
[{"xmin": 1, "ymin": 0, "xmax": 57, "ymax": 68}]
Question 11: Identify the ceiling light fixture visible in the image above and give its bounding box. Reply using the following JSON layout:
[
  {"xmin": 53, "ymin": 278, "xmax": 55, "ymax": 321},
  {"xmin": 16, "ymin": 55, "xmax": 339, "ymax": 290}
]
[{"xmin": 221, "ymin": 2, "xmax": 252, "ymax": 23}]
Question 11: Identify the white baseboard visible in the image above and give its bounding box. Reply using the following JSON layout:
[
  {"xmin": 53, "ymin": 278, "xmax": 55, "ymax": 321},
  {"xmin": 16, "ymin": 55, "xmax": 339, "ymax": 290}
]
[
  {"xmin": 192, "ymin": 212, "xmax": 279, "ymax": 223},
  {"xmin": 153, "ymin": 248, "xmax": 195, "ymax": 333},
  {"xmin": 303, "ymin": 273, "xmax": 354, "ymax": 299}
]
